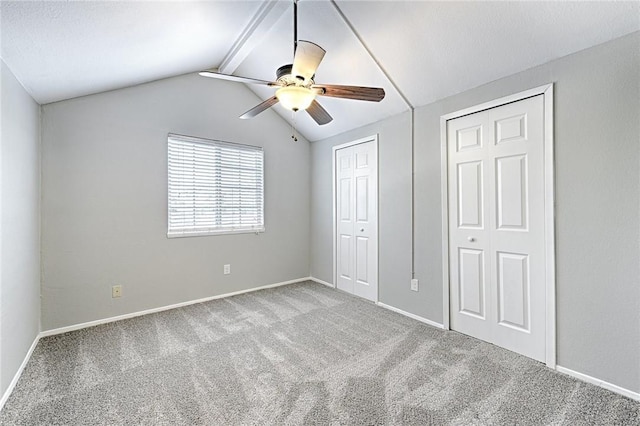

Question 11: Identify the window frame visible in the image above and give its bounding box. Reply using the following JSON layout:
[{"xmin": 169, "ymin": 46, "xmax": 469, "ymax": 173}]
[{"xmin": 166, "ymin": 133, "xmax": 265, "ymax": 238}]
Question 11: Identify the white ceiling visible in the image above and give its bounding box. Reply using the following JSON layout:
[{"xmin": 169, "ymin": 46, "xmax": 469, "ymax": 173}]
[
  {"xmin": 0, "ymin": 1, "xmax": 263, "ymax": 103},
  {"xmin": 2, "ymin": 1, "xmax": 639, "ymax": 142}
]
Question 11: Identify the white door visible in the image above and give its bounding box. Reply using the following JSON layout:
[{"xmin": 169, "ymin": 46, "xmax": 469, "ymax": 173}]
[
  {"xmin": 448, "ymin": 95, "xmax": 546, "ymax": 362},
  {"xmin": 335, "ymin": 140, "xmax": 378, "ymax": 302}
]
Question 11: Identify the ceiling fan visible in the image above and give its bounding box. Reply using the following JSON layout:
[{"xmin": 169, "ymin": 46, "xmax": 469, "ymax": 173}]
[{"xmin": 199, "ymin": 0, "xmax": 385, "ymax": 126}]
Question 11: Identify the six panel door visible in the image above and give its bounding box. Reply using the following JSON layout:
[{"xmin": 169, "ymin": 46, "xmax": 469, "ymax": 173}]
[
  {"xmin": 448, "ymin": 95, "xmax": 546, "ymax": 362},
  {"xmin": 336, "ymin": 140, "xmax": 378, "ymax": 302}
]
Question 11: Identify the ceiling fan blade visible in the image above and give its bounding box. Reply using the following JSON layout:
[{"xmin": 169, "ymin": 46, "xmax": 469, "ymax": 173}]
[
  {"xmin": 199, "ymin": 70, "xmax": 278, "ymax": 87},
  {"xmin": 313, "ymin": 84, "xmax": 385, "ymax": 102},
  {"xmin": 306, "ymin": 100, "xmax": 333, "ymax": 125},
  {"xmin": 239, "ymin": 96, "xmax": 279, "ymax": 119},
  {"xmin": 292, "ymin": 41, "xmax": 326, "ymax": 82}
]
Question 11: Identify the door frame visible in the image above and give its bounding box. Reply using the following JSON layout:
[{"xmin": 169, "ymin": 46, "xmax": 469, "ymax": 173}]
[
  {"xmin": 440, "ymin": 84, "xmax": 556, "ymax": 367},
  {"xmin": 332, "ymin": 134, "xmax": 379, "ymax": 302}
]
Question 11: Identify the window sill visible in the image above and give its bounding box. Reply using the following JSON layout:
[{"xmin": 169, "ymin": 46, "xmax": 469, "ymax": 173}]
[{"xmin": 167, "ymin": 228, "xmax": 265, "ymax": 238}]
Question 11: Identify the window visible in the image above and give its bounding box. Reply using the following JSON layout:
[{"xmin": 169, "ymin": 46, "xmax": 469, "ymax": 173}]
[{"xmin": 167, "ymin": 134, "xmax": 264, "ymax": 237}]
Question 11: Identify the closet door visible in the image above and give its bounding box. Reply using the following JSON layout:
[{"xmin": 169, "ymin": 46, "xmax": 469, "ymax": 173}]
[
  {"xmin": 448, "ymin": 95, "xmax": 545, "ymax": 362},
  {"xmin": 336, "ymin": 140, "xmax": 378, "ymax": 302}
]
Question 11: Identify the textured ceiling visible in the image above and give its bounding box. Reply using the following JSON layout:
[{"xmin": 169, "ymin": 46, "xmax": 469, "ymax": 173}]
[
  {"xmin": 0, "ymin": 1, "xmax": 262, "ymax": 103},
  {"xmin": 337, "ymin": 0, "xmax": 640, "ymax": 108},
  {"xmin": 2, "ymin": 1, "xmax": 639, "ymax": 141}
]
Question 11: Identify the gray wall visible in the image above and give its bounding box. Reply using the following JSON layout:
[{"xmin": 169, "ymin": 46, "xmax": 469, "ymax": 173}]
[
  {"xmin": 310, "ymin": 32, "xmax": 640, "ymax": 393},
  {"xmin": 0, "ymin": 60, "xmax": 41, "ymax": 396},
  {"xmin": 41, "ymin": 73, "xmax": 310, "ymax": 330},
  {"xmin": 310, "ymin": 112, "xmax": 414, "ymax": 307}
]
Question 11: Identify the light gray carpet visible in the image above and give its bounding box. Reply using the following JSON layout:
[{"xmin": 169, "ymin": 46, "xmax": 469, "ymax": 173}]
[{"xmin": 1, "ymin": 281, "xmax": 638, "ymax": 425}]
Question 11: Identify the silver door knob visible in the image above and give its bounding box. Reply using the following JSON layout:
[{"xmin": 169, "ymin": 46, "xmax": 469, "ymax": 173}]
[
  {"xmin": 468, "ymin": 237, "xmax": 475, "ymax": 242},
  {"xmin": 360, "ymin": 228, "xmax": 365, "ymax": 232}
]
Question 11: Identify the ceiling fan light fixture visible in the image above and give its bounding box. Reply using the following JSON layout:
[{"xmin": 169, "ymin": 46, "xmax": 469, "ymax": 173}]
[
  {"xmin": 198, "ymin": 0, "xmax": 383, "ymax": 125},
  {"xmin": 276, "ymin": 86, "xmax": 315, "ymax": 111}
]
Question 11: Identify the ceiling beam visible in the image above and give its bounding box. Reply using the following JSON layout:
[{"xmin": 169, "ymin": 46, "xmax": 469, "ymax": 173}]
[
  {"xmin": 218, "ymin": 0, "xmax": 290, "ymax": 75},
  {"xmin": 329, "ymin": 0, "xmax": 412, "ymax": 109}
]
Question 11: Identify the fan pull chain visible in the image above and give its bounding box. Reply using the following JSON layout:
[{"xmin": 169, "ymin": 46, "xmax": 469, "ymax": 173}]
[{"xmin": 291, "ymin": 111, "xmax": 298, "ymax": 142}]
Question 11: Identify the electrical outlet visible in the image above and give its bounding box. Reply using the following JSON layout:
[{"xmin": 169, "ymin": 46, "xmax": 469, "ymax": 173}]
[
  {"xmin": 112, "ymin": 285, "xmax": 122, "ymax": 298},
  {"xmin": 224, "ymin": 264, "xmax": 231, "ymax": 275},
  {"xmin": 411, "ymin": 279, "xmax": 419, "ymax": 292}
]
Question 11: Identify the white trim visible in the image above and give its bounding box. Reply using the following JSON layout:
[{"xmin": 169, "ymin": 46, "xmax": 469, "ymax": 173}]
[
  {"xmin": 543, "ymin": 84, "xmax": 556, "ymax": 368},
  {"xmin": 332, "ymin": 144, "xmax": 337, "ymax": 294},
  {"xmin": 167, "ymin": 228, "xmax": 265, "ymax": 239},
  {"xmin": 2, "ymin": 277, "xmax": 311, "ymax": 411},
  {"xmin": 377, "ymin": 302, "xmax": 444, "ymax": 329},
  {"xmin": 440, "ymin": 84, "xmax": 553, "ymax": 121},
  {"xmin": 331, "ymin": 134, "xmax": 380, "ymax": 151},
  {"xmin": 0, "ymin": 334, "xmax": 40, "ymax": 412},
  {"xmin": 440, "ymin": 116, "xmax": 450, "ymax": 330},
  {"xmin": 3, "ymin": 279, "xmax": 637, "ymax": 412},
  {"xmin": 440, "ymin": 84, "xmax": 556, "ymax": 367},
  {"xmin": 218, "ymin": 0, "xmax": 289, "ymax": 75},
  {"xmin": 310, "ymin": 276, "xmax": 335, "ymax": 288},
  {"xmin": 332, "ymin": 135, "xmax": 380, "ymax": 303},
  {"xmin": 40, "ymin": 277, "xmax": 309, "ymax": 337},
  {"xmin": 556, "ymin": 366, "xmax": 640, "ymax": 402}
]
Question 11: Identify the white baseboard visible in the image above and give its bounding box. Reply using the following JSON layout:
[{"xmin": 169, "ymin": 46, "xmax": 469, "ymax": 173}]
[
  {"xmin": 309, "ymin": 276, "xmax": 334, "ymax": 288},
  {"xmin": 375, "ymin": 303, "xmax": 639, "ymax": 401},
  {"xmin": 556, "ymin": 365, "xmax": 640, "ymax": 402},
  {"xmin": 0, "ymin": 334, "xmax": 40, "ymax": 412},
  {"xmin": 5, "ymin": 279, "xmax": 638, "ymax": 414},
  {"xmin": 1, "ymin": 277, "xmax": 311, "ymax": 413},
  {"xmin": 376, "ymin": 301, "xmax": 444, "ymax": 329},
  {"xmin": 40, "ymin": 277, "xmax": 310, "ymax": 338}
]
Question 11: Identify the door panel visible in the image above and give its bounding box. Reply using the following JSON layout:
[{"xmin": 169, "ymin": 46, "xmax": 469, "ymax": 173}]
[
  {"xmin": 489, "ymin": 96, "xmax": 545, "ymax": 361},
  {"xmin": 356, "ymin": 151, "xmax": 369, "ymax": 168},
  {"xmin": 496, "ymin": 154, "xmax": 528, "ymax": 230},
  {"xmin": 497, "ymin": 251, "xmax": 530, "ymax": 331},
  {"xmin": 339, "ymin": 235, "xmax": 351, "ymax": 280},
  {"xmin": 356, "ymin": 176, "xmax": 369, "ymax": 222},
  {"xmin": 495, "ymin": 114, "xmax": 527, "ymax": 144},
  {"xmin": 448, "ymin": 111, "xmax": 492, "ymax": 343},
  {"xmin": 336, "ymin": 140, "xmax": 378, "ymax": 302},
  {"xmin": 356, "ymin": 236, "xmax": 369, "ymax": 284},
  {"xmin": 449, "ymin": 95, "xmax": 545, "ymax": 362},
  {"xmin": 458, "ymin": 248, "xmax": 485, "ymax": 319},
  {"xmin": 457, "ymin": 161, "xmax": 484, "ymax": 229},
  {"xmin": 337, "ymin": 148, "xmax": 355, "ymax": 294},
  {"xmin": 457, "ymin": 125, "xmax": 483, "ymax": 152},
  {"xmin": 340, "ymin": 178, "xmax": 351, "ymax": 220}
]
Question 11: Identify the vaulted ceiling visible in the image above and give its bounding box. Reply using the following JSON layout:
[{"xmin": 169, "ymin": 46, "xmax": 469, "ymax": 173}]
[{"xmin": 2, "ymin": 1, "xmax": 639, "ymax": 141}]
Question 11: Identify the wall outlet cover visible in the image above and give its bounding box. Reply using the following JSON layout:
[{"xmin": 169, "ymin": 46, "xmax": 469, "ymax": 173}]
[
  {"xmin": 411, "ymin": 279, "xmax": 419, "ymax": 292},
  {"xmin": 112, "ymin": 285, "xmax": 122, "ymax": 298}
]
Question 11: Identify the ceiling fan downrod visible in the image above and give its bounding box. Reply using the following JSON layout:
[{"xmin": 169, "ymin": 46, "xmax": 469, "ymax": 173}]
[{"xmin": 293, "ymin": 0, "xmax": 298, "ymax": 56}]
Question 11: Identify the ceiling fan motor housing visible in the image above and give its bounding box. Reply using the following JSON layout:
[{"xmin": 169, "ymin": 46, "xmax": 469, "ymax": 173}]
[
  {"xmin": 276, "ymin": 64, "xmax": 293, "ymax": 80},
  {"xmin": 276, "ymin": 64, "xmax": 313, "ymax": 86}
]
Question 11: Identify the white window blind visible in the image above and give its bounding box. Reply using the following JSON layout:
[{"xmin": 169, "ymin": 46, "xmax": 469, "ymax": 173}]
[{"xmin": 168, "ymin": 134, "xmax": 264, "ymax": 237}]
